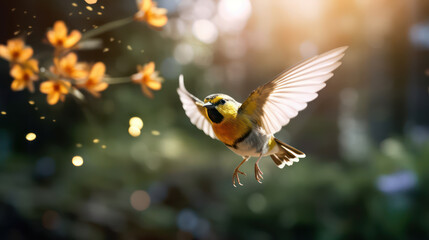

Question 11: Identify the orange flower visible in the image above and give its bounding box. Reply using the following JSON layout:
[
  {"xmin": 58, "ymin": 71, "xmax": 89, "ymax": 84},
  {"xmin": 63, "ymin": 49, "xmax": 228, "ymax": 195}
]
[
  {"xmin": 40, "ymin": 80, "xmax": 71, "ymax": 105},
  {"xmin": 131, "ymin": 62, "xmax": 162, "ymax": 98},
  {"xmin": 51, "ymin": 52, "xmax": 88, "ymax": 80},
  {"xmin": 10, "ymin": 60, "xmax": 39, "ymax": 92},
  {"xmin": 0, "ymin": 38, "xmax": 33, "ymax": 63},
  {"xmin": 47, "ymin": 21, "xmax": 81, "ymax": 49},
  {"xmin": 78, "ymin": 62, "xmax": 108, "ymax": 97},
  {"xmin": 134, "ymin": 0, "xmax": 168, "ymax": 28}
]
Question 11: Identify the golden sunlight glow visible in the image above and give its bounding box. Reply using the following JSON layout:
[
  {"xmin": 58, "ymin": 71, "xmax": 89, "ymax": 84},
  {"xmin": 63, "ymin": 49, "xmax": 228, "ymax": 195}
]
[
  {"xmin": 218, "ymin": 0, "xmax": 252, "ymax": 22},
  {"xmin": 129, "ymin": 117, "xmax": 144, "ymax": 130},
  {"xmin": 128, "ymin": 126, "xmax": 141, "ymax": 137},
  {"xmin": 72, "ymin": 156, "xmax": 84, "ymax": 167},
  {"xmin": 130, "ymin": 190, "xmax": 151, "ymax": 211},
  {"xmin": 26, "ymin": 132, "xmax": 36, "ymax": 141},
  {"xmin": 192, "ymin": 20, "xmax": 218, "ymax": 44}
]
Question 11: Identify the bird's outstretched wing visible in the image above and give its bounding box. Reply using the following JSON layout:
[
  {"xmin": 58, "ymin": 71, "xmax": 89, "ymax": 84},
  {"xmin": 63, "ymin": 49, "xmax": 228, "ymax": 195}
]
[
  {"xmin": 238, "ymin": 46, "xmax": 348, "ymax": 135},
  {"xmin": 177, "ymin": 75, "xmax": 217, "ymax": 139}
]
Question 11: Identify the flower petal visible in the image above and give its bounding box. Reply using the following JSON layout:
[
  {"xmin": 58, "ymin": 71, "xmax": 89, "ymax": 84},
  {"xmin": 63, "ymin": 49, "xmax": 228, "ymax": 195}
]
[
  {"xmin": 0, "ymin": 45, "xmax": 10, "ymax": 61},
  {"xmin": 141, "ymin": 85, "xmax": 154, "ymax": 98},
  {"xmin": 131, "ymin": 72, "xmax": 143, "ymax": 83},
  {"xmin": 53, "ymin": 21, "xmax": 67, "ymax": 39},
  {"xmin": 139, "ymin": 0, "xmax": 152, "ymax": 13},
  {"xmin": 64, "ymin": 30, "xmax": 82, "ymax": 48},
  {"xmin": 146, "ymin": 80, "xmax": 162, "ymax": 90},
  {"xmin": 92, "ymin": 82, "xmax": 108, "ymax": 92},
  {"xmin": 27, "ymin": 59, "xmax": 39, "ymax": 73},
  {"xmin": 47, "ymin": 92, "xmax": 61, "ymax": 105},
  {"xmin": 10, "ymin": 64, "xmax": 24, "ymax": 79},
  {"xmin": 143, "ymin": 62, "xmax": 155, "ymax": 75},
  {"xmin": 8, "ymin": 38, "xmax": 24, "ymax": 50},
  {"xmin": 59, "ymin": 80, "xmax": 71, "ymax": 94},
  {"xmin": 89, "ymin": 62, "xmax": 105, "ymax": 81},
  {"xmin": 26, "ymin": 81, "xmax": 35, "ymax": 93},
  {"xmin": 17, "ymin": 47, "xmax": 33, "ymax": 62},
  {"xmin": 40, "ymin": 81, "xmax": 55, "ymax": 93},
  {"xmin": 47, "ymin": 30, "xmax": 57, "ymax": 46},
  {"xmin": 11, "ymin": 79, "xmax": 26, "ymax": 91},
  {"xmin": 147, "ymin": 10, "xmax": 168, "ymax": 27}
]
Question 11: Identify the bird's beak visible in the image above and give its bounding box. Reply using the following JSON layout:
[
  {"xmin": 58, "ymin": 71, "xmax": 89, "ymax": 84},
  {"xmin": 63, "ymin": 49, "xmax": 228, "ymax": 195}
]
[{"xmin": 203, "ymin": 102, "xmax": 214, "ymax": 109}]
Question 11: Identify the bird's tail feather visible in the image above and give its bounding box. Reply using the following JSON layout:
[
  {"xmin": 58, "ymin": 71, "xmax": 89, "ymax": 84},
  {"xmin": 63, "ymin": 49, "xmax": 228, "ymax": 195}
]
[{"xmin": 270, "ymin": 138, "xmax": 306, "ymax": 169}]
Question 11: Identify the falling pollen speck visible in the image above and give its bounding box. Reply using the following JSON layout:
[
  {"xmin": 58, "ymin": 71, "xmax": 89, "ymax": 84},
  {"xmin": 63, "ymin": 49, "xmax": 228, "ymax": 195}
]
[
  {"xmin": 101, "ymin": 145, "xmax": 107, "ymax": 149},
  {"xmin": 76, "ymin": 143, "xmax": 82, "ymax": 148},
  {"xmin": 86, "ymin": 6, "xmax": 93, "ymax": 11},
  {"xmin": 29, "ymin": 100, "xmax": 35, "ymax": 105},
  {"xmin": 93, "ymin": 139, "xmax": 100, "ymax": 143},
  {"xmin": 103, "ymin": 48, "xmax": 109, "ymax": 53},
  {"xmin": 127, "ymin": 45, "xmax": 132, "ymax": 51},
  {"xmin": 1, "ymin": 111, "xmax": 6, "ymax": 115},
  {"xmin": 11, "ymin": 8, "xmax": 16, "ymax": 12},
  {"xmin": 72, "ymin": 3, "xmax": 78, "ymax": 7},
  {"xmin": 97, "ymin": 12, "xmax": 102, "ymax": 15},
  {"xmin": 40, "ymin": 116, "xmax": 45, "ymax": 120}
]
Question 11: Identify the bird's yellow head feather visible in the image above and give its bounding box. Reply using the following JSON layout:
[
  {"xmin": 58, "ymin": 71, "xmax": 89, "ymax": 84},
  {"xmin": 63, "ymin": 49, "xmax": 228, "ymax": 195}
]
[{"xmin": 203, "ymin": 94, "xmax": 240, "ymax": 124}]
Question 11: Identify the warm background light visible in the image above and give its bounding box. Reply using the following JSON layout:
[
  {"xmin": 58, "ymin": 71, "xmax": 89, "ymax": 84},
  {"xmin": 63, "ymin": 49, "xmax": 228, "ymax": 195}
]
[
  {"xmin": 128, "ymin": 126, "xmax": 141, "ymax": 137},
  {"xmin": 129, "ymin": 117, "xmax": 143, "ymax": 130},
  {"xmin": 26, "ymin": 132, "xmax": 36, "ymax": 141},
  {"xmin": 72, "ymin": 156, "xmax": 84, "ymax": 167}
]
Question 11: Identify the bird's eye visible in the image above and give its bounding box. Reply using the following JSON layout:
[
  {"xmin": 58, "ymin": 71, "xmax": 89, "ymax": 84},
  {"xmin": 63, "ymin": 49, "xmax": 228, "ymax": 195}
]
[{"xmin": 219, "ymin": 99, "xmax": 226, "ymax": 105}]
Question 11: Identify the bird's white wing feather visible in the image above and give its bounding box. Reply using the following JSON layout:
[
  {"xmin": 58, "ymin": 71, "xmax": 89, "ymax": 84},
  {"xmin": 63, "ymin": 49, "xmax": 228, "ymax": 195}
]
[
  {"xmin": 239, "ymin": 46, "xmax": 348, "ymax": 135},
  {"xmin": 177, "ymin": 75, "xmax": 217, "ymax": 139}
]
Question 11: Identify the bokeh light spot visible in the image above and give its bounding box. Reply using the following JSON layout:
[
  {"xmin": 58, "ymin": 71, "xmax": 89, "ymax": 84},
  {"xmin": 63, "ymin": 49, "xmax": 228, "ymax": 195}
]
[
  {"xmin": 93, "ymin": 138, "xmax": 99, "ymax": 143},
  {"xmin": 192, "ymin": 19, "xmax": 218, "ymax": 44},
  {"xmin": 72, "ymin": 156, "xmax": 84, "ymax": 167},
  {"xmin": 151, "ymin": 130, "xmax": 160, "ymax": 136},
  {"xmin": 130, "ymin": 190, "xmax": 151, "ymax": 211},
  {"xmin": 1, "ymin": 111, "xmax": 6, "ymax": 115},
  {"xmin": 128, "ymin": 126, "xmax": 141, "ymax": 137},
  {"xmin": 129, "ymin": 117, "xmax": 143, "ymax": 130},
  {"xmin": 26, "ymin": 132, "xmax": 36, "ymax": 141}
]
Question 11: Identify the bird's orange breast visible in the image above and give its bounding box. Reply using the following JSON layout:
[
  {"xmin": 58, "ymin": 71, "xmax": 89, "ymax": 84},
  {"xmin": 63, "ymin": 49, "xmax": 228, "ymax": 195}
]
[{"xmin": 212, "ymin": 115, "xmax": 252, "ymax": 146}]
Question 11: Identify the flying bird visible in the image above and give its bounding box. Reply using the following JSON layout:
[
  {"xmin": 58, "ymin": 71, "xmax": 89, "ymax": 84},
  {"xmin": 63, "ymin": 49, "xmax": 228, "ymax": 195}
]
[{"xmin": 177, "ymin": 47, "xmax": 348, "ymax": 187}]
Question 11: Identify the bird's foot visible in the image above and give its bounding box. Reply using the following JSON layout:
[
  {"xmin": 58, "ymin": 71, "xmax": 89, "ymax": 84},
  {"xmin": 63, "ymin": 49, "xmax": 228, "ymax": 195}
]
[
  {"xmin": 254, "ymin": 163, "xmax": 263, "ymax": 183},
  {"xmin": 232, "ymin": 168, "xmax": 246, "ymax": 187}
]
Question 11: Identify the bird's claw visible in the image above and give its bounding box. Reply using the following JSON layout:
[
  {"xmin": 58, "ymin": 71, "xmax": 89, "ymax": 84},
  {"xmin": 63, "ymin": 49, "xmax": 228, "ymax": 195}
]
[
  {"xmin": 255, "ymin": 164, "xmax": 263, "ymax": 184},
  {"xmin": 232, "ymin": 168, "xmax": 246, "ymax": 187}
]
